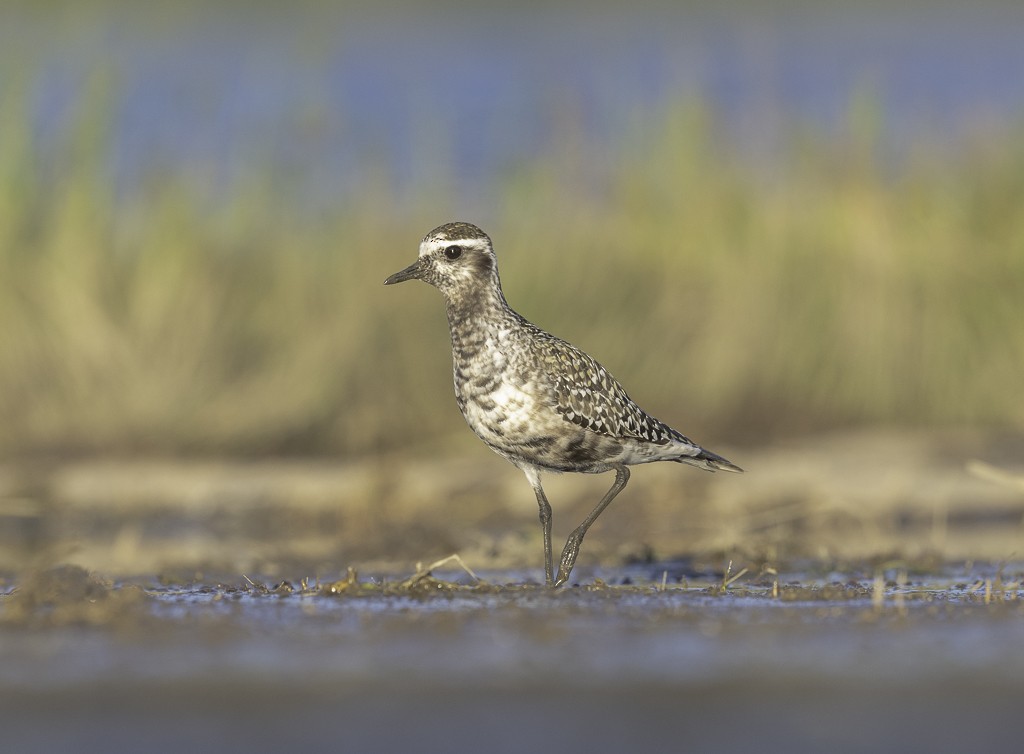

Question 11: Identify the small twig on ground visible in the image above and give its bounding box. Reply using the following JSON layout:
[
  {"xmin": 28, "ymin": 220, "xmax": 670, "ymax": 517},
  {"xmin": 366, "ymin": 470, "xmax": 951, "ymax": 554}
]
[
  {"xmin": 401, "ymin": 553, "xmax": 480, "ymax": 588},
  {"xmin": 721, "ymin": 560, "xmax": 749, "ymax": 590}
]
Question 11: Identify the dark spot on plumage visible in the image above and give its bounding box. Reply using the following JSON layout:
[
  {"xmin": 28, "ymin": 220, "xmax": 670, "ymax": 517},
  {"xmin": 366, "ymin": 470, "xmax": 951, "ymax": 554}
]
[
  {"xmin": 471, "ymin": 373, "xmax": 498, "ymax": 391},
  {"xmin": 563, "ymin": 434, "xmax": 600, "ymax": 465},
  {"xmin": 521, "ymin": 435, "xmax": 556, "ymax": 451},
  {"xmin": 469, "ymin": 251, "xmax": 494, "ymax": 276},
  {"xmin": 453, "ymin": 335, "xmax": 483, "ymax": 356},
  {"xmin": 560, "ymin": 409, "xmax": 595, "ymax": 431}
]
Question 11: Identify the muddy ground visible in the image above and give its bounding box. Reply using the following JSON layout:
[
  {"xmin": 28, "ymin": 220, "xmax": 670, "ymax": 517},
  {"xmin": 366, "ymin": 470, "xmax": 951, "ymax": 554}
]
[{"xmin": 2, "ymin": 430, "xmax": 1023, "ymax": 753}]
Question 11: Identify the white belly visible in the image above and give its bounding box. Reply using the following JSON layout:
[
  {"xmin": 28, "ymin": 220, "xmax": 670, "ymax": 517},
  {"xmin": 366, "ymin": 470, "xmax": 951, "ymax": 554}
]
[{"xmin": 461, "ymin": 379, "xmax": 540, "ymax": 444}]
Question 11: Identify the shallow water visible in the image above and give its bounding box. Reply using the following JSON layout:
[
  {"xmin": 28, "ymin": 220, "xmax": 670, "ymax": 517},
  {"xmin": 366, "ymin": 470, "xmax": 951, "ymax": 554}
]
[{"xmin": 3, "ymin": 564, "xmax": 1023, "ymax": 754}]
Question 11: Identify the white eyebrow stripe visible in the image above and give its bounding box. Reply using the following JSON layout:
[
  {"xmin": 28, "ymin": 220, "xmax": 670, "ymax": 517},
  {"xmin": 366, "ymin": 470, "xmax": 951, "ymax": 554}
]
[{"xmin": 419, "ymin": 239, "xmax": 490, "ymax": 257}]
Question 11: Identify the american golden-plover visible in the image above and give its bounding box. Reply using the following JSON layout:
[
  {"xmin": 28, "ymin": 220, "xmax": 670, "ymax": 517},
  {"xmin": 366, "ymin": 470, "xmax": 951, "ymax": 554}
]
[{"xmin": 385, "ymin": 222, "xmax": 742, "ymax": 586}]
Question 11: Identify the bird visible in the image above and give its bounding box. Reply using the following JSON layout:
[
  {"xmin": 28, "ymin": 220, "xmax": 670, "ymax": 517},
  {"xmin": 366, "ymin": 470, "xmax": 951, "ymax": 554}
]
[{"xmin": 384, "ymin": 222, "xmax": 742, "ymax": 587}]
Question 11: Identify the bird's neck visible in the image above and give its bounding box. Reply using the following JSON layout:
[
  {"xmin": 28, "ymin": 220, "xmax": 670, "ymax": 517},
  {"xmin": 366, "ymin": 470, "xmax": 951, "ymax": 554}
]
[{"xmin": 444, "ymin": 282, "xmax": 519, "ymax": 348}]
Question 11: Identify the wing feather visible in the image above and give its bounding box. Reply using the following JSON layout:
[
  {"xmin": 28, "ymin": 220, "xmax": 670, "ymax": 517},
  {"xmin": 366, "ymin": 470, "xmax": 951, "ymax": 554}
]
[{"xmin": 524, "ymin": 323, "xmax": 693, "ymax": 446}]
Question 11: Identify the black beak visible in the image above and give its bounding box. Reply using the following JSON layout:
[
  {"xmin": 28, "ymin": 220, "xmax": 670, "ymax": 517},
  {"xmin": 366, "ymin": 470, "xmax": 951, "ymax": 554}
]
[{"xmin": 384, "ymin": 259, "xmax": 424, "ymax": 285}]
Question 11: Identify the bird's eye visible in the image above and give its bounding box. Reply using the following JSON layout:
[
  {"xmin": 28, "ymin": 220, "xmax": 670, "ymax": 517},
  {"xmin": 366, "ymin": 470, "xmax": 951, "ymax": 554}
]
[{"xmin": 444, "ymin": 245, "xmax": 463, "ymax": 260}]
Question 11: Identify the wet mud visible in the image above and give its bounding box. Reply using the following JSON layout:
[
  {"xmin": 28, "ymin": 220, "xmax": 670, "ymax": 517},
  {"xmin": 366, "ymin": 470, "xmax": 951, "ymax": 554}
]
[
  {"xmin": 2, "ymin": 432, "xmax": 1022, "ymax": 752},
  {"xmin": 3, "ymin": 561, "xmax": 1023, "ymax": 754}
]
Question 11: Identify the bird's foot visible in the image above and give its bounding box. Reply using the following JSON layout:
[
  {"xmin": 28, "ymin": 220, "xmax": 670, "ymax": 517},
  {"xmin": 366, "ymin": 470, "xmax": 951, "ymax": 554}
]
[{"xmin": 554, "ymin": 531, "xmax": 583, "ymax": 587}]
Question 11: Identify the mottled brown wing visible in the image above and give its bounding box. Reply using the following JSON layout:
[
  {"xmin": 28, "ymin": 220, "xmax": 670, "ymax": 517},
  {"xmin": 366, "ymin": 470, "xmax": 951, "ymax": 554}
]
[{"xmin": 528, "ymin": 325, "xmax": 690, "ymax": 445}]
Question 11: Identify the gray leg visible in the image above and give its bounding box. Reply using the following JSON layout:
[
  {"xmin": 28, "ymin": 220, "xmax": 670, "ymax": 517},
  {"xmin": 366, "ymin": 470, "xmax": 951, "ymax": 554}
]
[
  {"xmin": 555, "ymin": 465, "xmax": 630, "ymax": 587},
  {"xmin": 523, "ymin": 467, "xmax": 554, "ymax": 586}
]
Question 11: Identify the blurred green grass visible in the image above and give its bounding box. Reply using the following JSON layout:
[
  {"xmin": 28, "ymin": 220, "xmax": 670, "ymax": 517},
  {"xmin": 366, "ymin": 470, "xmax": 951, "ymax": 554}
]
[{"xmin": 1, "ymin": 76, "xmax": 1022, "ymax": 458}]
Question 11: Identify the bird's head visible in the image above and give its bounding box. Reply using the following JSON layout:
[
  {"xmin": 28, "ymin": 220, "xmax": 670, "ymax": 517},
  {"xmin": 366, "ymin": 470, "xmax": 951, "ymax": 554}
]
[{"xmin": 384, "ymin": 222, "xmax": 500, "ymax": 305}]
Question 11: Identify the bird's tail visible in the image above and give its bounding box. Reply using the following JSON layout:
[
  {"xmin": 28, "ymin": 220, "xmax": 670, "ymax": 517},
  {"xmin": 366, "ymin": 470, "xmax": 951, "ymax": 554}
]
[{"xmin": 678, "ymin": 447, "xmax": 744, "ymax": 473}]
